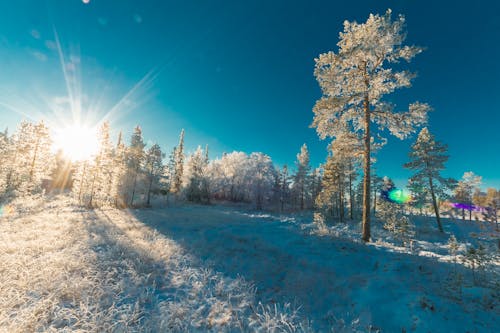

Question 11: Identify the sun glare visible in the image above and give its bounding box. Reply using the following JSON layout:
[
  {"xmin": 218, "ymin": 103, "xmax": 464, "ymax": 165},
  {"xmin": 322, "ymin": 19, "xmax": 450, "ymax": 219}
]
[{"xmin": 53, "ymin": 125, "xmax": 99, "ymax": 161}]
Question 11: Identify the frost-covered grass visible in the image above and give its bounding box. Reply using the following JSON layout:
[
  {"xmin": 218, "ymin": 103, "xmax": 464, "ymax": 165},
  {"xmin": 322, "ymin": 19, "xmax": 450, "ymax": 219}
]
[
  {"xmin": 0, "ymin": 195, "xmax": 309, "ymax": 332},
  {"xmin": 1, "ymin": 195, "xmax": 498, "ymax": 332}
]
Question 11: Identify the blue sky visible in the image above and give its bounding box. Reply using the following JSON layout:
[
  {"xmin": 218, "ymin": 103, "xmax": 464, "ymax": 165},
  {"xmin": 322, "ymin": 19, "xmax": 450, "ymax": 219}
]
[{"xmin": 0, "ymin": 0, "xmax": 499, "ymax": 189}]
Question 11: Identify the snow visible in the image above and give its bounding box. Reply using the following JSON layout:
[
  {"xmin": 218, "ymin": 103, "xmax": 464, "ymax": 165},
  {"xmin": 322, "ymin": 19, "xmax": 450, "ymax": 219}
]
[{"xmin": 1, "ymin": 195, "xmax": 498, "ymax": 332}]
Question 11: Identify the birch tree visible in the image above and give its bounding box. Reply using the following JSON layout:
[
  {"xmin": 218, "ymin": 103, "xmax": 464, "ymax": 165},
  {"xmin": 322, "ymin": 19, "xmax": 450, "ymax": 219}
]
[{"xmin": 312, "ymin": 9, "xmax": 429, "ymax": 241}]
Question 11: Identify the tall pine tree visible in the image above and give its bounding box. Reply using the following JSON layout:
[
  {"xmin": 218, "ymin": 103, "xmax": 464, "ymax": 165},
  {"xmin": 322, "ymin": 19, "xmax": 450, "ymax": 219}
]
[
  {"xmin": 312, "ymin": 9, "xmax": 429, "ymax": 241},
  {"xmin": 404, "ymin": 127, "xmax": 455, "ymax": 232}
]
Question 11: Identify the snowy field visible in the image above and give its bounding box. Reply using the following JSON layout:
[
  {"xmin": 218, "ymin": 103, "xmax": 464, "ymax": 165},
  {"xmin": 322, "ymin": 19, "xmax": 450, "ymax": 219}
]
[{"xmin": 0, "ymin": 195, "xmax": 498, "ymax": 332}]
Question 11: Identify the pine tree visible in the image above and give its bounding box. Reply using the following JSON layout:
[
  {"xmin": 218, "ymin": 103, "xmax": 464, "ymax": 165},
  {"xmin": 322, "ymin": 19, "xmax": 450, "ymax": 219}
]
[
  {"xmin": 144, "ymin": 143, "xmax": 164, "ymax": 206},
  {"xmin": 292, "ymin": 144, "xmax": 311, "ymax": 210},
  {"xmin": 127, "ymin": 126, "xmax": 146, "ymax": 206},
  {"xmin": 407, "ymin": 177, "xmax": 428, "ymax": 215},
  {"xmin": 280, "ymin": 165, "xmax": 290, "ymax": 212},
  {"xmin": 316, "ymin": 153, "xmax": 345, "ymax": 221},
  {"xmin": 312, "ymin": 9, "xmax": 429, "ymax": 241},
  {"xmin": 111, "ymin": 131, "xmax": 128, "ymax": 207},
  {"xmin": 88, "ymin": 122, "xmax": 114, "ymax": 207},
  {"xmin": 310, "ymin": 167, "xmax": 323, "ymax": 210},
  {"xmin": 404, "ymin": 127, "xmax": 455, "ymax": 232},
  {"xmin": 171, "ymin": 129, "xmax": 185, "ymax": 195},
  {"xmin": 28, "ymin": 121, "xmax": 54, "ymax": 188},
  {"xmin": 184, "ymin": 146, "xmax": 209, "ymax": 203}
]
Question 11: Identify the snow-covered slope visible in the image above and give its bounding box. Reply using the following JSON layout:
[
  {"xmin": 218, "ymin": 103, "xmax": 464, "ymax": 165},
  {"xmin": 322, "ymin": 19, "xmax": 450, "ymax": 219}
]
[{"xmin": 1, "ymin": 195, "xmax": 498, "ymax": 332}]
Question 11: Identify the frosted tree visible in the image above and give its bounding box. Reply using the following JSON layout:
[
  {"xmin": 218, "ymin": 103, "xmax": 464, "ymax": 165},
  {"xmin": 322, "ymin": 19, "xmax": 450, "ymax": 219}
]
[
  {"xmin": 482, "ymin": 188, "xmax": 499, "ymax": 230},
  {"xmin": 272, "ymin": 164, "xmax": 290, "ymax": 212},
  {"xmin": 454, "ymin": 172, "xmax": 482, "ymax": 221},
  {"xmin": 109, "ymin": 131, "xmax": 128, "ymax": 207},
  {"xmin": 316, "ymin": 153, "xmax": 346, "ymax": 221},
  {"xmin": 88, "ymin": 122, "xmax": 114, "ymax": 207},
  {"xmin": 404, "ymin": 128, "xmax": 455, "ymax": 232},
  {"xmin": 248, "ymin": 153, "xmax": 276, "ymax": 210},
  {"xmin": 5, "ymin": 120, "xmax": 54, "ymax": 196},
  {"xmin": 144, "ymin": 143, "xmax": 164, "ymax": 206},
  {"xmin": 371, "ymin": 173, "xmax": 384, "ymax": 215},
  {"xmin": 310, "ymin": 167, "xmax": 323, "ymax": 209},
  {"xmin": 207, "ymin": 151, "xmax": 249, "ymax": 202},
  {"xmin": 127, "ymin": 126, "xmax": 146, "ymax": 206},
  {"xmin": 279, "ymin": 165, "xmax": 290, "ymax": 212},
  {"xmin": 312, "ymin": 9, "xmax": 429, "ymax": 241},
  {"xmin": 28, "ymin": 121, "xmax": 54, "ymax": 189},
  {"xmin": 292, "ymin": 144, "xmax": 311, "ymax": 210},
  {"xmin": 330, "ymin": 130, "xmax": 361, "ymax": 220},
  {"xmin": 407, "ymin": 177, "xmax": 428, "ymax": 215},
  {"xmin": 50, "ymin": 149, "xmax": 73, "ymax": 191},
  {"xmin": 377, "ymin": 198, "xmax": 414, "ymax": 247},
  {"xmin": 184, "ymin": 146, "xmax": 209, "ymax": 203},
  {"xmin": 171, "ymin": 129, "xmax": 185, "ymax": 195},
  {"xmin": 0, "ymin": 128, "xmax": 13, "ymax": 197},
  {"xmin": 72, "ymin": 160, "xmax": 88, "ymax": 204}
]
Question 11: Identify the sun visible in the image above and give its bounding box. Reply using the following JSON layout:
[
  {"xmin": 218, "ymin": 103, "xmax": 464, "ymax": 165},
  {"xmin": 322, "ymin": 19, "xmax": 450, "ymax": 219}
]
[{"xmin": 53, "ymin": 124, "xmax": 99, "ymax": 161}]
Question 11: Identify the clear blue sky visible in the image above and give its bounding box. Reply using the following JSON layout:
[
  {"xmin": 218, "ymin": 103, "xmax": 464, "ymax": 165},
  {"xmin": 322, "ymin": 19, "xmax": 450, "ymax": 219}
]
[{"xmin": 0, "ymin": 0, "xmax": 499, "ymax": 189}]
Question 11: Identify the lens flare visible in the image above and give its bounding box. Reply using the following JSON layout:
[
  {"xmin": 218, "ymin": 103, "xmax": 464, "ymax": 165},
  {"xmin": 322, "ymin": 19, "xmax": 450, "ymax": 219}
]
[
  {"xmin": 449, "ymin": 202, "xmax": 482, "ymax": 212},
  {"xmin": 386, "ymin": 188, "xmax": 412, "ymax": 204}
]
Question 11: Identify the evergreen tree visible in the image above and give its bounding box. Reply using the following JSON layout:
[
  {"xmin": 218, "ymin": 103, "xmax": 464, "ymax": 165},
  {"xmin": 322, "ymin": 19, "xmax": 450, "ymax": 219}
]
[
  {"xmin": 310, "ymin": 167, "xmax": 323, "ymax": 210},
  {"xmin": 316, "ymin": 153, "xmax": 345, "ymax": 221},
  {"xmin": 144, "ymin": 143, "xmax": 164, "ymax": 206},
  {"xmin": 88, "ymin": 122, "xmax": 114, "ymax": 207},
  {"xmin": 171, "ymin": 129, "xmax": 185, "ymax": 195},
  {"xmin": 184, "ymin": 146, "xmax": 209, "ymax": 203},
  {"xmin": 407, "ymin": 177, "xmax": 428, "ymax": 215},
  {"xmin": 292, "ymin": 144, "xmax": 311, "ymax": 210},
  {"xmin": 404, "ymin": 127, "xmax": 455, "ymax": 232},
  {"xmin": 127, "ymin": 126, "xmax": 145, "ymax": 206},
  {"xmin": 312, "ymin": 9, "xmax": 429, "ymax": 241},
  {"xmin": 111, "ymin": 131, "xmax": 128, "ymax": 207}
]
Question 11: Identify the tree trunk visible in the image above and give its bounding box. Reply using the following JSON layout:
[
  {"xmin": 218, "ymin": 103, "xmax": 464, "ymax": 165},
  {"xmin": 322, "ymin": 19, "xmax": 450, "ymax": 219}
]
[
  {"xmin": 362, "ymin": 91, "xmax": 371, "ymax": 242},
  {"xmin": 300, "ymin": 183, "xmax": 304, "ymax": 210},
  {"xmin": 130, "ymin": 169, "xmax": 138, "ymax": 207},
  {"xmin": 29, "ymin": 138, "xmax": 40, "ymax": 183},
  {"xmin": 429, "ymin": 177, "xmax": 444, "ymax": 232},
  {"xmin": 349, "ymin": 172, "xmax": 354, "ymax": 220},
  {"xmin": 146, "ymin": 175, "xmax": 153, "ymax": 206},
  {"xmin": 78, "ymin": 162, "xmax": 87, "ymax": 204},
  {"xmin": 339, "ymin": 184, "xmax": 345, "ymax": 223}
]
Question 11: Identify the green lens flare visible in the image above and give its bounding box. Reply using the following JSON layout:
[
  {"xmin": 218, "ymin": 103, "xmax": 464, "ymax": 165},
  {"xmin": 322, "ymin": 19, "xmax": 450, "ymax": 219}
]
[{"xmin": 388, "ymin": 189, "xmax": 411, "ymax": 204}]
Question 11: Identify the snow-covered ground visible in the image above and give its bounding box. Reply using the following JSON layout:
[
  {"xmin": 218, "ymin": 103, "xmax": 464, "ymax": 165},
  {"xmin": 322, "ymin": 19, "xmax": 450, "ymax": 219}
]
[{"xmin": 1, "ymin": 195, "xmax": 498, "ymax": 332}]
